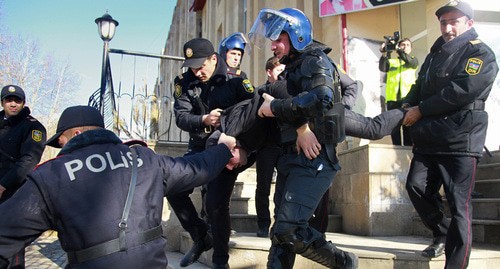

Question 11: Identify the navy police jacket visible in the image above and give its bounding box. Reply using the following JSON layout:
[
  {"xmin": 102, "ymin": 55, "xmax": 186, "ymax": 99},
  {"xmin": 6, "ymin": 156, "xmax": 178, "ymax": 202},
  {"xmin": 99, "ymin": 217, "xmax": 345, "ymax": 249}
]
[
  {"xmin": 173, "ymin": 54, "xmax": 255, "ymax": 150},
  {"xmin": 404, "ymin": 28, "xmax": 499, "ymax": 157},
  {"xmin": 0, "ymin": 129, "xmax": 232, "ymax": 269},
  {"xmin": 0, "ymin": 106, "xmax": 46, "ymax": 201}
]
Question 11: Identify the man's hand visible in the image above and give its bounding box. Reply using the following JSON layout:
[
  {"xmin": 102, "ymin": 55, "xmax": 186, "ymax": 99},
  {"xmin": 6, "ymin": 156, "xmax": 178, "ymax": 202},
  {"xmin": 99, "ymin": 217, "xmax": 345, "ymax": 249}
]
[
  {"xmin": 402, "ymin": 106, "xmax": 422, "ymax": 126},
  {"xmin": 258, "ymin": 93, "xmax": 275, "ymax": 118},
  {"xmin": 202, "ymin": 108, "xmax": 223, "ymax": 127},
  {"xmin": 218, "ymin": 133, "xmax": 236, "ymax": 150},
  {"xmin": 0, "ymin": 184, "xmax": 5, "ymax": 200},
  {"xmin": 296, "ymin": 123, "xmax": 321, "ymax": 160}
]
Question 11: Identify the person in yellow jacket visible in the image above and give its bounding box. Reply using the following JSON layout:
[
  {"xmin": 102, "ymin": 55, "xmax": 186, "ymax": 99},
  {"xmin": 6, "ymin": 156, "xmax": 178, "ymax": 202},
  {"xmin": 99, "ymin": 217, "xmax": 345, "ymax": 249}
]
[{"xmin": 379, "ymin": 38, "xmax": 418, "ymax": 145}]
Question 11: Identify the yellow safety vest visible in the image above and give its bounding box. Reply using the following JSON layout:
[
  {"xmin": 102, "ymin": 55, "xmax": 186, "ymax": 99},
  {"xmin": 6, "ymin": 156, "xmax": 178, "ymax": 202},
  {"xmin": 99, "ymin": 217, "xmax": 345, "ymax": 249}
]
[{"xmin": 386, "ymin": 58, "xmax": 417, "ymax": 102}]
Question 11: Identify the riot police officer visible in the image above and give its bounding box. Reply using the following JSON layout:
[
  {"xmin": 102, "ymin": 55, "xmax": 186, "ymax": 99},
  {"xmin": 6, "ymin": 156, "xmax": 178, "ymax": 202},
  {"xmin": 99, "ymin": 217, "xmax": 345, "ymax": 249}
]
[
  {"xmin": 219, "ymin": 32, "xmax": 249, "ymax": 79},
  {"xmin": 249, "ymin": 8, "xmax": 358, "ymax": 268},
  {"xmin": 0, "ymin": 105, "xmax": 236, "ymax": 269},
  {"xmin": 0, "ymin": 84, "xmax": 46, "ymax": 269},
  {"xmin": 171, "ymin": 38, "xmax": 255, "ymax": 268}
]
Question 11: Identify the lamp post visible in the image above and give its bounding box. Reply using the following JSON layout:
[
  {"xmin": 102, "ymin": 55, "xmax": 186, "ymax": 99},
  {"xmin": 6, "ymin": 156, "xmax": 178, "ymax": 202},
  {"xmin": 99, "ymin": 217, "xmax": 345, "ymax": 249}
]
[{"xmin": 95, "ymin": 12, "xmax": 119, "ymax": 114}]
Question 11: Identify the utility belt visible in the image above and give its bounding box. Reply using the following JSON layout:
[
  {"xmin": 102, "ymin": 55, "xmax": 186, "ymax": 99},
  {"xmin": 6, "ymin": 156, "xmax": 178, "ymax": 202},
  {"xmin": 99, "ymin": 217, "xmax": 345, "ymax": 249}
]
[
  {"xmin": 66, "ymin": 225, "xmax": 163, "ymax": 264},
  {"xmin": 462, "ymin": 100, "xmax": 485, "ymax": 111}
]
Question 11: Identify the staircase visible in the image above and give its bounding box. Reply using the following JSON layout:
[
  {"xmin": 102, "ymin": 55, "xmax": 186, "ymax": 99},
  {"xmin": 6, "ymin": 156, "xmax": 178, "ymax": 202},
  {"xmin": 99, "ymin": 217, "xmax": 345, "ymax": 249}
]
[{"xmin": 162, "ymin": 146, "xmax": 500, "ymax": 269}]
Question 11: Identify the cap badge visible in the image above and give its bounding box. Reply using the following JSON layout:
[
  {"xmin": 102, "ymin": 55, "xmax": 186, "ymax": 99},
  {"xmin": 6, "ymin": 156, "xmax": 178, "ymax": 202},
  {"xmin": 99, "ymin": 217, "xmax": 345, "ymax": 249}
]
[
  {"xmin": 8, "ymin": 86, "xmax": 16, "ymax": 92},
  {"xmin": 449, "ymin": 0, "xmax": 459, "ymax": 7},
  {"xmin": 186, "ymin": 48, "xmax": 193, "ymax": 58}
]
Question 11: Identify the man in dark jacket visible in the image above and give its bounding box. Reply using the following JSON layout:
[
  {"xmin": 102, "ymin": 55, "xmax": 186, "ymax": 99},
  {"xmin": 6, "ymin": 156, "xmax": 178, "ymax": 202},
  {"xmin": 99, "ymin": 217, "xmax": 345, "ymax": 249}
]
[
  {"xmin": 171, "ymin": 38, "xmax": 255, "ymax": 268},
  {"xmin": 0, "ymin": 84, "xmax": 46, "ymax": 269},
  {"xmin": 402, "ymin": 2, "xmax": 499, "ymax": 268},
  {"xmin": 0, "ymin": 105, "xmax": 236, "ymax": 269}
]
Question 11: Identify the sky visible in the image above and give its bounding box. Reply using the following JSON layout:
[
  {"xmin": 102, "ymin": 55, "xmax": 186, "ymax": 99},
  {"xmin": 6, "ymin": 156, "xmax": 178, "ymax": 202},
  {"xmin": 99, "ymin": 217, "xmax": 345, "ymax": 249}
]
[{"xmin": 0, "ymin": 0, "xmax": 176, "ymax": 105}]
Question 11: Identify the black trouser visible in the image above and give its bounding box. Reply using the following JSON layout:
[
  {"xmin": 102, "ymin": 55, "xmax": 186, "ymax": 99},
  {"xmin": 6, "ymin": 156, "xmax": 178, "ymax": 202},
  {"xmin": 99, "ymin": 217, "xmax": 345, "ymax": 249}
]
[
  {"xmin": 406, "ymin": 153, "xmax": 476, "ymax": 269},
  {"xmin": 166, "ymin": 147, "xmax": 208, "ymax": 242},
  {"xmin": 205, "ymin": 152, "xmax": 256, "ymax": 265},
  {"xmin": 344, "ymin": 107, "xmax": 405, "ymax": 140},
  {"xmin": 255, "ymin": 145, "xmax": 282, "ymax": 230},
  {"xmin": 386, "ymin": 101, "xmax": 412, "ymax": 146}
]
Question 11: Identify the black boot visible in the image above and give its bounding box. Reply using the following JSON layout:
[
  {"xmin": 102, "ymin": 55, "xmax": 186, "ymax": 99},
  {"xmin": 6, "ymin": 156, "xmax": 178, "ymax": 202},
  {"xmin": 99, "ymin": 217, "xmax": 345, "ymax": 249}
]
[
  {"xmin": 179, "ymin": 233, "xmax": 212, "ymax": 267},
  {"xmin": 300, "ymin": 240, "xmax": 358, "ymax": 269}
]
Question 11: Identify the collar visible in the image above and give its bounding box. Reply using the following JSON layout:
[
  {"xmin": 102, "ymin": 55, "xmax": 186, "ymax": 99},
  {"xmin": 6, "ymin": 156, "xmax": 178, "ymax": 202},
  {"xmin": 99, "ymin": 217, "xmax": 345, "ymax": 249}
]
[
  {"xmin": 58, "ymin": 129, "xmax": 122, "ymax": 155},
  {"xmin": 431, "ymin": 28, "xmax": 478, "ymax": 54},
  {"xmin": 0, "ymin": 107, "xmax": 31, "ymax": 126}
]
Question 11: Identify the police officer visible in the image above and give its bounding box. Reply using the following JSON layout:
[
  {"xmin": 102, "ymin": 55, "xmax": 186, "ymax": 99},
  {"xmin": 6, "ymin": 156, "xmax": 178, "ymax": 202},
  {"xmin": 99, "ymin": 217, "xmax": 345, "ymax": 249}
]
[
  {"xmin": 0, "ymin": 105, "xmax": 236, "ymax": 269},
  {"xmin": 171, "ymin": 38, "xmax": 255, "ymax": 268},
  {"xmin": 219, "ymin": 32, "xmax": 249, "ymax": 79},
  {"xmin": 379, "ymin": 37, "xmax": 418, "ymax": 146},
  {"xmin": 0, "ymin": 84, "xmax": 46, "ymax": 269},
  {"xmin": 249, "ymin": 8, "xmax": 358, "ymax": 268},
  {"xmin": 402, "ymin": 2, "xmax": 498, "ymax": 268}
]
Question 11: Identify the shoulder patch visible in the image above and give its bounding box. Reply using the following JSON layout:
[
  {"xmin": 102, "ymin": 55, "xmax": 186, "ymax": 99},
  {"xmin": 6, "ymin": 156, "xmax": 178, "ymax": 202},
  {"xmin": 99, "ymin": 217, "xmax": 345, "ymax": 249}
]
[
  {"xmin": 174, "ymin": 83, "xmax": 182, "ymax": 98},
  {"xmin": 469, "ymin": 39, "xmax": 482, "ymax": 45},
  {"xmin": 465, "ymin": 58, "xmax": 483, "ymax": 75},
  {"xmin": 177, "ymin": 74, "xmax": 184, "ymax": 80},
  {"xmin": 242, "ymin": 79, "xmax": 254, "ymax": 93},
  {"xmin": 32, "ymin": 130, "xmax": 43, "ymax": 142}
]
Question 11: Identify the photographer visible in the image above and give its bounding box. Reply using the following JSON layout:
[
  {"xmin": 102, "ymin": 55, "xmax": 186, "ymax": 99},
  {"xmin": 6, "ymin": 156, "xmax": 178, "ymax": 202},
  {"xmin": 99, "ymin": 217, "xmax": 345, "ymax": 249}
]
[{"xmin": 379, "ymin": 35, "xmax": 418, "ymax": 146}]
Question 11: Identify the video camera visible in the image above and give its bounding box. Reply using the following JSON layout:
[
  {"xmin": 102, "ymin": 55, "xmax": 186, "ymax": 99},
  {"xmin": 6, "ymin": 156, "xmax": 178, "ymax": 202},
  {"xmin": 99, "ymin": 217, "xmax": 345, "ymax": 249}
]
[{"xmin": 383, "ymin": 31, "xmax": 400, "ymax": 52}]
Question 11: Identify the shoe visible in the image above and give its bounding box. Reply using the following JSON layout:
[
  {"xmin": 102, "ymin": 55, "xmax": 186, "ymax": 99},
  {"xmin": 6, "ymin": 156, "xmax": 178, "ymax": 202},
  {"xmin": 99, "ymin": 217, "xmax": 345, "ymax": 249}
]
[
  {"xmin": 421, "ymin": 242, "xmax": 445, "ymax": 258},
  {"xmin": 256, "ymin": 227, "xmax": 269, "ymax": 238},
  {"xmin": 339, "ymin": 250, "xmax": 359, "ymax": 269},
  {"xmin": 179, "ymin": 234, "xmax": 212, "ymax": 267},
  {"xmin": 212, "ymin": 263, "xmax": 230, "ymax": 269}
]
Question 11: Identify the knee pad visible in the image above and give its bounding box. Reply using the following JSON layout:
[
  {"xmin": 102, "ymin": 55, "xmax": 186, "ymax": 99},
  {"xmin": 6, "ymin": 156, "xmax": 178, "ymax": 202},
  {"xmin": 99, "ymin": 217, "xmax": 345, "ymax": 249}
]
[{"xmin": 272, "ymin": 227, "xmax": 318, "ymax": 254}]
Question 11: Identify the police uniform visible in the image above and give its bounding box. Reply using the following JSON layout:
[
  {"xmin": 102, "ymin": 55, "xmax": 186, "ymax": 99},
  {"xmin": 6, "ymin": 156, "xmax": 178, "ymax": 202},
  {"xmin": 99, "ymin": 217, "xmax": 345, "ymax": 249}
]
[
  {"xmin": 226, "ymin": 67, "xmax": 248, "ymax": 80},
  {"xmin": 172, "ymin": 48, "xmax": 254, "ymax": 266},
  {"xmin": 404, "ymin": 26, "xmax": 498, "ymax": 268},
  {"xmin": 0, "ymin": 126, "xmax": 233, "ymax": 269},
  {"xmin": 0, "ymin": 106, "xmax": 46, "ymax": 202}
]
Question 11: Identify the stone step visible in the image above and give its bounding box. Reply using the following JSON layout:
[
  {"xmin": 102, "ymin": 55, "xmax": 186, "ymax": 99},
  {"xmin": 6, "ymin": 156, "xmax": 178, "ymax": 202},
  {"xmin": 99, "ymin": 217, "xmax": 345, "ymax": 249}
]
[
  {"xmin": 476, "ymin": 163, "xmax": 500, "ymax": 180},
  {"xmin": 412, "ymin": 217, "xmax": 500, "ymax": 244},
  {"xmin": 444, "ymin": 198, "xmax": 500, "ymax": 220},
  {"xmin": 230, "ymin": 213, "xmax": 342, "ymax": 234},
  {"xmin": 474, "ymin": 179, "xmax": 500, "ymax": 198},
  {"xmin": 178, "ymin": 232, "xmax": 500, "ymax": 269},
  {"xmin": 482, "ymin": 150, "xmax": 500, "ymax": 164},
  {"xmin": 232, "ymin": 180, "xmax": 276, "ymax": 199}
]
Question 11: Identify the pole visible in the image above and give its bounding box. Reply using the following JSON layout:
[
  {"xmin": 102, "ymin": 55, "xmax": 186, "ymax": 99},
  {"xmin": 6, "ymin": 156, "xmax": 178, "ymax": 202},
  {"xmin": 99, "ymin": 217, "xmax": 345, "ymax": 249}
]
[
  {"xmin": 341, "ymin": 14, "xmax": 348, "ymax": 73},
  {"xmin": 99, "ymin": 40, "xmax": 110, "ymax": 115}
]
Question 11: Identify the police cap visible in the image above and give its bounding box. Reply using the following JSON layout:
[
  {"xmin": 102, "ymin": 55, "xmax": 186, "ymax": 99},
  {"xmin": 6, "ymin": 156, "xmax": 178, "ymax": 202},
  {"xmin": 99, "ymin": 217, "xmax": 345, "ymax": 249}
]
[
  {"xmin": 181, "ymin": 38, "xmax": 215, "ymax": 69},
  {"xmin": 46, "ymin": 105, "xmax": 105, "ymax": 148},
  {"xmin": 435, "ymin": 0, "xmax": 474, "ymax": 19},
  {"xmin": 1, "ymin": 85, "xmax": 26, "ymax": 101}
]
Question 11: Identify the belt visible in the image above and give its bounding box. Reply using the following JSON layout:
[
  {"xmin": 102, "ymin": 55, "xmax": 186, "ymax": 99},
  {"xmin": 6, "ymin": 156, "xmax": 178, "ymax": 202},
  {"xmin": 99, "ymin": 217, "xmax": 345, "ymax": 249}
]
[
  {"xmin": 462, "ymin": 100, "xmax": 485, "ymax": 110},
  {"xmin": 282, "ymin": 144, "xmax": 298, "ymax": 155},
  {"xmin": 66, "ymin": 225, "xmax": 163, "ymax": 264}
]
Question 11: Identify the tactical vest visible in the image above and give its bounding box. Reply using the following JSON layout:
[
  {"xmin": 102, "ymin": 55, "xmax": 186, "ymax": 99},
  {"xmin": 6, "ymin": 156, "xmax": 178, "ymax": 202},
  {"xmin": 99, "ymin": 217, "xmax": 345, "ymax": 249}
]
[{"xmin": 386, "ymin": 58, "xmax": 416, "ymax": 102}]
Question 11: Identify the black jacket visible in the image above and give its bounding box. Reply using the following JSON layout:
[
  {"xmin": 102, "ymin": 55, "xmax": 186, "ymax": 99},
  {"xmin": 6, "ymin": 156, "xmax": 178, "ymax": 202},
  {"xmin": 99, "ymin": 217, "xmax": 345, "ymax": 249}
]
[
  {"xmin": 404, "ymin": 28, "xmax": 499, "ymax": 156},
  {"xmin": 0, "ymin": 129, "xmax": 232, "ymax": 269},
  {"xmin": 0, "ymin": 107, "xmax": 46, "ymax": 200},
  {"xmin": 173, "ymin": 54, "xmax": 255, "ymax": 150}
]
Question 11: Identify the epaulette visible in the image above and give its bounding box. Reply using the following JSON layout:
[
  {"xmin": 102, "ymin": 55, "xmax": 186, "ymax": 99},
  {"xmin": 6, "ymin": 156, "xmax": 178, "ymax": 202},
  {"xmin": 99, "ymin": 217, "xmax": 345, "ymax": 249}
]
[
  {"xmin": 236, "ymin": 69, "xmax": 241, "ymax": 75},
  {"xmin": 469, "ymin": 39, "xmax": 482, "ymax": 45},
  {"xmin": 176, "ymin": 74, "xmax": 184, "ymax": 80}
]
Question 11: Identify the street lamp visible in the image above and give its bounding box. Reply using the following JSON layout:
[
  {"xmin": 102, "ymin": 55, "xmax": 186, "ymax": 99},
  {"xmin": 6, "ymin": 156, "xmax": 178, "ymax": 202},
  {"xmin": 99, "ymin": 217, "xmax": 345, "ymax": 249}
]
[{"xmin": 95, "ymin": 12, "xmax": 119, "ymax": 114}]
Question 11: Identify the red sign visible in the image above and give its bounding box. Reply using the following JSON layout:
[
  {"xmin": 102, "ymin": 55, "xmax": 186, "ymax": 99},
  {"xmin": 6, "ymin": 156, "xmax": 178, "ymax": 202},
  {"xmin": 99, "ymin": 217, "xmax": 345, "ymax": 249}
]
[{"xmin": 320, "ymin": 0, "xmax": 416, "ymax": 17}]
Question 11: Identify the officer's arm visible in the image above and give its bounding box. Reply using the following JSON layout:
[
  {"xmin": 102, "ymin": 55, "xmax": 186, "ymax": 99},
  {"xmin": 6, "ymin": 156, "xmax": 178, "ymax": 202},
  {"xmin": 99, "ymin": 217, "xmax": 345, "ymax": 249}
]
[
  {"xmin": 379, "ymin": 54, "xmax": 390, "ymax": 72},
  {"xmin": 0, "ymin": 122, "xmax": 46, "ymax": 191},
  {"xmin": 173, "ymin": 92, "xmax": 206, "ymax": 132},
  {"xmin": 161, "ymin": 144, "xmax": 233, "ymax": 196},
  {"xmin": 0, "ymin": 178, "xmax": 52, "ymax": 262},
  {"xmin": 419, "ymin": 47, "xmax": 499, "ymax": 116},
  {"xmin": 398, "ymin": 51, "xmax": 419, "ymax": 69}
]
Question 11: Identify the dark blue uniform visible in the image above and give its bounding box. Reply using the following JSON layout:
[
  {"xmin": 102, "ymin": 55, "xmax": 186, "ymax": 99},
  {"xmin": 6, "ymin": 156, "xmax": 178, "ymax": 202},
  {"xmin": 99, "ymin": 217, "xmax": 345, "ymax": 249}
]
[
  {"xmin": 0, "ymin": 129, "xmax": 232, "ymax": 269},
  {"xmin": 0, "ymin": 107, "xmax": 46, "ymax": 202},
  {"xmin": 172, "ymin": 54, "xmax": 254, "ymax": 266},
  {"xmin": 404, "ymin": 28, "xmax": 498, "ymax": 269}
]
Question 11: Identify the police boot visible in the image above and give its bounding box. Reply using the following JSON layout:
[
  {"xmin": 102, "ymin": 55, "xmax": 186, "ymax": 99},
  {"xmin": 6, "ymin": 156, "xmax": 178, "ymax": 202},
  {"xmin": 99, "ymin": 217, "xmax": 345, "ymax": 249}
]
[
  {"xmin": 300, "ymin": 239, "xmax": 358, "ymax": 269},
  {"xmin": 179, "ymin": 233, "xmax": 212, "ymax": 267},
  {"xmin": 267, "ymin": 243, "xmax": 296, "ymax": 268}
]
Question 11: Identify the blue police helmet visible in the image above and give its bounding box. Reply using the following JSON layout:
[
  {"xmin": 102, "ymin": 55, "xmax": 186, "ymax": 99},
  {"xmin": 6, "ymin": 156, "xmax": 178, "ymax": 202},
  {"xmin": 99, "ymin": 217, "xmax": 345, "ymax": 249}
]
[
  {"xmin": 248, "ymin": 8, "xmax": 312, "ymax": 52},
  {"xmin": 218, "ymin": 32, "xmax": 248, "ymax": 61}
]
